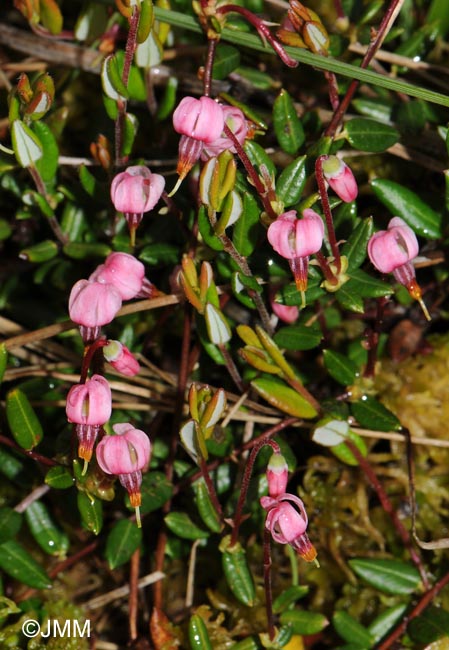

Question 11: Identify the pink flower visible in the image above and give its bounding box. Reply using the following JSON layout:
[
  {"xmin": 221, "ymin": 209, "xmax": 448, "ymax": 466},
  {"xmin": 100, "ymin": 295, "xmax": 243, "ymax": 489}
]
[
  {"xmin": 202, "ymin": 106, "xmax": 248, "ymax": 159},
  {"xmin": 96, "ymin": 423, "xmax": 151, "ymax": 524},
  {"xmin": 267, "ymin": 209, "xmax": 324, "ymax": 304},
  {"xmin": 90, "ymin": 252, "xmax": 145, "ymax": 301},
  {"xmin": 104, "ymin": 340, "xmax": 140, "ymax": 377},
  {"xmin": 266, "ymin": 452, "xmax": 289, "ymax": 498},
  {"xmin": 69, "ymin": 279, "xmax": 122, "ymax": 342},
  {"xmin": 110, "ymin": 165, "xmax": 165, "ymax": 214},
  {"xmin": 173, "ymin": 96, "xmax": 224, "ymax": 144},
  {"xmin": 268, "ymin": 210, "xmax": 324, "ymax": 260},
  {"xmin": 368, "ymin": 217, "xmax": 430, "ymax": 320},
  {"xmin": 66, "ymin": 374, "xmax": 112, "ymax": 425},
  {"xmin": 110, "ymin": 166, "xmax": 165, "ymax": 244},
  {"xmin": 368, "ymin": 217, "xmax": 419, "ymax": 274},
  {"xmin": 260, "ymin": 493, "xmax": 317, "ymax": 563},
  {"xmin": 66, "ymin": 374, "xmax": 112, "ymax": 463},
  {"xmin": 321, "ymin": 155, "xmax": 358, "ymax": 203}
]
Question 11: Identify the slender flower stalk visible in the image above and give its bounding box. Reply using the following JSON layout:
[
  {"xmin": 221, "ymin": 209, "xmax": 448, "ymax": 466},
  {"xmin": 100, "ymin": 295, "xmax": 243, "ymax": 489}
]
[
  {"xmin": 230, "ymin": 439, "xmax": 280, "ymax": 547},
  {"xmin": 216, "ymin": 5, "xmax": 298, "ymax": 68},
  {"xmin": 315, "ymin": 156, "xmax": 341, "ymax": 272}
]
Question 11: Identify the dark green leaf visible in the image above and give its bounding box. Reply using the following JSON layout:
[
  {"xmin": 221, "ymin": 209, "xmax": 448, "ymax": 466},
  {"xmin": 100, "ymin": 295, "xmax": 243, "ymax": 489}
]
[
  {"xmin": 244, "ymin": 141, "xmax": 276, "ymax": 178},
  {"xmin": 351, "ymin": 98, "xmax": 393, "ymax": 123},
  {"xmin": 220, "ymin": 536, "xmax": 255, "ymax": 606},
  {"xmin": 351, "ymin": 397, "xmax": 402, "ymax": 432},
  {"xmin": 212, "ymin": 43, "xmax": 241, "ymax": 80},
  {"xmin": 0, "ymin": 540, "xmax": 51, "ymax": 589},
  {"xmin": 79, "ymin": 164, "xmax": 105, "ymax": 200},
  {"xmin": 164, "ymin": 512, "xmax": 209, "ymax": 540},
  {"xmin": 63, "ymin": 242, "xmax": 112, "ymax": 259},
  {"xmin": 25, "ymin": 500, "xmax": 69, "ymax": 557},
  {"xmin": 6, "ymin": 388, "xmax": 43, "ymax": 450},
  {"xmin": 0, "ymin": 508, "xmax": 22, "ymax": 544},
  {"xmin": 20, "ymin": 240, "xmax": 59, "ymax": 263},
  {"xmin": 272, "ymin": 585, "xmax": 309, "ymax": 614},
  {"xmin": 131, "ymin": 472, "xmax": 173, "ymax": 515},
  {"xmin": 336, "ymin": 285, "xmax": 365, "ymax": 313},
  {"xmin": 370, "ymin": 178, "xmax": 442, "ymax": 238},
  {"xmin": 45, "ymin": 466, "xmax": 74, "ymax": 489},
  {"xmin": 345, "ymin": 118, "xmax": 399, "ymax": 152},
  {"xmin": 280, "ymin": 610, "xmax": 328, "ymax": 635},
  {"xmin": 345, "ymin": 269, "xmax": 393, "ymax": 298},
  {"xmin": 349, "ymin": 558, "xmax": 421, "ymax": 595},
  {"xmin": 274, "ymin": 324, "xmax": 322, "ymax": 351},
  {"xmin": 105, "ymin": 519, "xmax": 142, "ymax": 569},
  {"xmin": 232, "ymin": 192, "xmax": 260, "ymax": 256},
  {"xmin": 139, "ymin": 243, "xmax": 179, "ymax": 266},
  {"xmin": 332, "ymin": 611, "xmax": 373, "ymax": 647},
  {"xmin": 189, "ymin": 613, "xmax": 213, "ymax": 650},
  {"xmin": 341, "ymin": 218, "xmax": 373, "ymax": 270},
  {"xmin": 276, "ymin": 155, "xmax": 307, "ymax": 207},
  {"xmin": 0, "ymin": 343, "xmax": 7, "ymax": 384},
  {"xmin": 408, "ymin": 605, "xmax": 449, "ymax": 644},
  {"xmin": 323, "ymin": 350, "xmax": 358, "ymax": 385},
  {"xmin": 273, "ymin": 90, "xmax": 305, "ymax": 155},
  {"xmin": 193, "ymin": 478, "xmax": 222, "ymax": 533},
  {"xmin": 77, "ymin": 491, "xmax": 103, "ymax": 535},
  {"xmin": 368, "ymin": 604, "xmax": 408, "ymax": 643}
]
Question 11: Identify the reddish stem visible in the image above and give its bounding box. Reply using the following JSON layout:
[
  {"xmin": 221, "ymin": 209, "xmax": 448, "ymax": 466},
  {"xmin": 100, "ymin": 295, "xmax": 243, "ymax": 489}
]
[
  {"xmin": 203, "ymin": 37, "xmax": 218, "ymax": 97},
  {"xmin": 263, "ymin": 527, "xmax": 276, "ymax": 640},
  {"xmin": 377, "ymin": 570, "xmax": 449, "ymax": 650},
  {"xmin": 325, "ymin": 0, "xmax": 405, "ymax": 137},
  {"xmin": 315, "ymin": 250, "xmax": 338, "ymax": 285},
  {"xmin": 216, "ymin": 5, "xmax": 298, "ymax": 68},
  {"xmin": 345, "ymin": 440, "xmax": 429, "ymax": 588},
  {"xmin": 0, "ymin": 434, "xmax": 57, "ymax": 467},
  {"xmin": 80, "ymin": 337, "xmax": 108, "ymax": 384},
  {"xmin": 115, "ymin": 6, "xmax": 140, "ymax": 165},
  {"xmin": 315, "ymin": 156, "xmax": 341, "ymax": 272},
  {"xmin": 230, "ymin": 439, "xmax": 280, "ymax": 547},
  {"xmin": 129, "ymin": 547, "xmax": 140, "ymax": 641}
]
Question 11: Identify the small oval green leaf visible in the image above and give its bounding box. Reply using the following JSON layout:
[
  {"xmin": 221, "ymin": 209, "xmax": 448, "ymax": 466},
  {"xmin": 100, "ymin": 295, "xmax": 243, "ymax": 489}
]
[
  {"xmin": 279, "ymin": 610, "xmax": 329, "ymax": 635},
  {"xmin": 341, "ymin": 217, "xmax": 374, "ymax": 270},
  {"xmin": 370, "ymin": 178, "xmax": 442, "ymax": 239},
  {"xmin": 129, "ymin": 472, "xmax": 173, "ymax": 515},
  {"xmin": 45, "ymin": 466, "xmax": 74, "ymax": 489},
  {"xmin": 345, "ymin": 118, "xmax": 399, "ymax": 152},
  {"xmin": 274, "ymin": 323, "xmax": 322, "ymax": 351},
  {"xmin": 351, "ymin": 397, "xmax": 401, "ymax": 432},
  {"xmin": 6, "ymin": 388, "xmax": 43, "ymax": 450},
  {"xmin": 189, "ymin": 613, "xmax": 212, "ymax": 650},
  {"xmin": 276, "ymin": 155, "xmax": 307, "ymax": 207},
  {"xmin": 323, "ymin": 349, "xmax": 358, "ymax": 385},
  {"xmin": 272, "ymin": 585, "xmax": 309, "ymax": 614},
  {"xmin": 164, "ymin": 512, "xmax": 209, "ymax": 540},
  {"xmin": 105, "ymin": 519, "xmax": 142, "ymax": 570},
  {"xmin": 332, "ymin": 611, "xmax": 373, "ymax": 647},
  {"xmin": 273, "ymin": 89, "xmax": 305, "ymax": 155},
  {"xmin": 25, "ymin": 500, "xmax": 69, "ymax": 557},
  {"xmin": 220, "ymin": 536, "xmax": 255, "ymax": 606},
  {"xmin": 0, "ymin": 508, "xmax": 22, "ymax": 544},
  {"xmin": 0, "ymin": 540, "xmax": 51, "ymax": 589},
  {"xmin": 349, "ymin": 558, "xmax": 421, "ymax": 595},
  {"xmin": 20, "ymin": 240, "xmax": 59, "ymax": 263},
  {"xmin": 77, "ymin": 491, "xmax": 103, "ymax": 535}
]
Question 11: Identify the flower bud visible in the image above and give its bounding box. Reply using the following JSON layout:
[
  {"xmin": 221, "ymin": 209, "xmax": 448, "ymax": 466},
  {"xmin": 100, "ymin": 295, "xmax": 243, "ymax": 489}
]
[
  {"xmin": 266, "ymin": 452, "xmax": 289, "ymax": 497},
  {"xmin": 104, "ymin": 340, "xmax": 140, "ymax": 376},
  {"xmin": 321, "ymin": 155, "xmax": 358, "ymax": 203}
]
